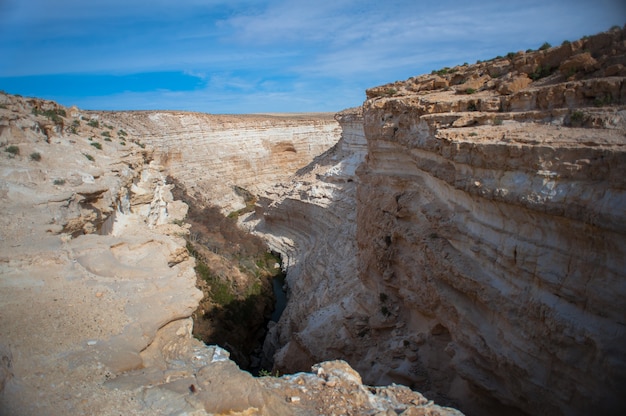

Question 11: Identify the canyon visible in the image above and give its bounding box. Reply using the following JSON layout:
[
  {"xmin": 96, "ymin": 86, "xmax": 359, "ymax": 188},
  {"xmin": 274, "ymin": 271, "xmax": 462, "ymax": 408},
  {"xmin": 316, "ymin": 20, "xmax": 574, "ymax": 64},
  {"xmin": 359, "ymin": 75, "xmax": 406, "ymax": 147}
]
[{"xmin": 1, "ymin": 26, "xmax": 625, "ymax": 415}]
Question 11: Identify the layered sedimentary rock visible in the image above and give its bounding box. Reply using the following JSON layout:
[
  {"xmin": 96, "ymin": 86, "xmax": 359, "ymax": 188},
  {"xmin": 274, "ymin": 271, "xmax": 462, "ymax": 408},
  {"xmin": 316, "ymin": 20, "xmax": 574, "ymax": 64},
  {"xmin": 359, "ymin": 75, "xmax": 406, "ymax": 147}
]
[
  {"xmin": 241, "ymin": 27, "xmax": 626, "ymax": 416},
  {"xmin": 355, "ymin": 28, "xmax": 626, "ymax": 415},
  {"xmin": 249, "ymin": 107, "xmax": 372, "ymax": 372},
  {"xmin": 103, "ymin": 111, "xmax": 340, "ymax": 212},
  {"xmin": 0, "ymin": 94, "xmax": 461, "ymax": 415}
]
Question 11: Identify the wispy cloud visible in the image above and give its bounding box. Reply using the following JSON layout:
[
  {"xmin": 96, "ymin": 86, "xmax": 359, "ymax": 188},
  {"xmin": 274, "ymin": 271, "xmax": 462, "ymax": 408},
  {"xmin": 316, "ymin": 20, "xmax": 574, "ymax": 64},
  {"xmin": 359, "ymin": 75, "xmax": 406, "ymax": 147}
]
[{"xmin": 0, "ymin": 0, "xmax": 623, "ymax": 113}]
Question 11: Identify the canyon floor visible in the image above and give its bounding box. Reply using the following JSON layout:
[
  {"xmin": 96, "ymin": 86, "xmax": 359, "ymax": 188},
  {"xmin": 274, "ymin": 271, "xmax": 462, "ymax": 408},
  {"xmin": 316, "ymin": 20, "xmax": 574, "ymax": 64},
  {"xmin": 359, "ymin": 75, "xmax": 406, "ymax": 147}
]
[{"xmin": 1, "ymin": 26, "xmax": 626, "ymax": 416}]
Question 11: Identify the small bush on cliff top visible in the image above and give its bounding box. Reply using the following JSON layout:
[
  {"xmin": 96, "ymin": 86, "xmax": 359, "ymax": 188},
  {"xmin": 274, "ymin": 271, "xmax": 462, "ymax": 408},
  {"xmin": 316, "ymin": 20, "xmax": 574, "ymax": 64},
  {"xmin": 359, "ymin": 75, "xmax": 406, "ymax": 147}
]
[{"xmin": 539, "ymin": 42, "xmax": 552, "ymax": 51}]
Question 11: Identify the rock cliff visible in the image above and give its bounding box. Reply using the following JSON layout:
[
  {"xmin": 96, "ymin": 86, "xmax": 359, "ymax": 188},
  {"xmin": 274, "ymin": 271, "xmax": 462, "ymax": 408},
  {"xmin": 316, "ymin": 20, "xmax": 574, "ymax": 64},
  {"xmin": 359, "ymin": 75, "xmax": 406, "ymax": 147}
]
[
  {"xmin": 102, "ymin": 111, "xmax": 340, "ymax": 212},
  {"xmin": 0, "ymin": 94, "xmax": 460, "ymax": 415},
  {"xmin": 240, "ymin": 27, "xmax": 626, "ymax": 416},
  {"xmin": 2, "ymin": 26, "xmax": 625, "ymax": 416},
  {"xmin": 355, "ymin": 28, "xmax": 626, "ymax": 415}
]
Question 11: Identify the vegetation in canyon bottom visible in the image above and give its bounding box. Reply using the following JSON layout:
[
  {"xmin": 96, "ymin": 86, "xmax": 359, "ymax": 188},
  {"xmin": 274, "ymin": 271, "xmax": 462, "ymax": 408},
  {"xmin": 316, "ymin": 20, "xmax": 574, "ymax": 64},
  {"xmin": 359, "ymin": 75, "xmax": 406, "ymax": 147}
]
[{"xmin": 169, "ymin": 176, "xmax": 283, "ymax": 371}]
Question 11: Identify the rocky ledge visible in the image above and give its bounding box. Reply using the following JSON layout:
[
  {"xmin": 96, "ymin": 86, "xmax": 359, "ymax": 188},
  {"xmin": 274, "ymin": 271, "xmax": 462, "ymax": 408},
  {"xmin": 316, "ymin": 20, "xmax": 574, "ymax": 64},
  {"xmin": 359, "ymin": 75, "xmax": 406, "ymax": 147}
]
[
  {"xmin": 0, "ymin": 95, "xmax": 460, "ymax": 415},
  {"xmin": 239, "ymin": 27, "xmax": 626, "ymax": 416}
]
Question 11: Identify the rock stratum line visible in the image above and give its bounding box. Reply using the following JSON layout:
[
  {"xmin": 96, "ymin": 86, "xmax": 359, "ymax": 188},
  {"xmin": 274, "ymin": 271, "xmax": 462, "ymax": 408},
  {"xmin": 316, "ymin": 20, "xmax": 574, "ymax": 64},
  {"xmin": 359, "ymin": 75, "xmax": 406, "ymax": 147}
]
[{"xmin": 1, "ymin": 26, "xmax": 625, "ymax": 415}]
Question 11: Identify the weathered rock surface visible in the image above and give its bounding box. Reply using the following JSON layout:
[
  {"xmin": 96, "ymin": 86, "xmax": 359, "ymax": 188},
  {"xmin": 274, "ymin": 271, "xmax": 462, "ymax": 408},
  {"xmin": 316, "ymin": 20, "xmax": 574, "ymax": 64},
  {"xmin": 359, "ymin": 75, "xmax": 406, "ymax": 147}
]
[
  {"xmin": 355, "ymin": 27, "xmax": 626, "ymax": 415},
  {"xmin": 102, "ymin": 111, "xmax": 341, "ymax": 212},
  {"xmin": 234, "ymin": 27, "xmax": 626, "ymax": 416},
  {"xmin": 0, "ymin": 94, "xmax": 460, "ymax": 415}
]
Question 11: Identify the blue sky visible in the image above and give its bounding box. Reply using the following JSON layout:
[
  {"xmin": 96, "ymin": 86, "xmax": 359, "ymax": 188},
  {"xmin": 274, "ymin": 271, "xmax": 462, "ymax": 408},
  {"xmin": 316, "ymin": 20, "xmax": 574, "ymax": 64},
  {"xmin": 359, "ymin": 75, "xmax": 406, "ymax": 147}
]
[{"xmin": 0, "ymin": 0, "xmax": 623, "ymax": 113}]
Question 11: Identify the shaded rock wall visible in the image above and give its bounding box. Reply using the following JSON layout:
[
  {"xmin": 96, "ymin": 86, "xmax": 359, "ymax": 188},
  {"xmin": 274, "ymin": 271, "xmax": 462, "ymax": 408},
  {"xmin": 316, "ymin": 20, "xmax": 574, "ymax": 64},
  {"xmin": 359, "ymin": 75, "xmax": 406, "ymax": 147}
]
[
  {"xmin": 0, "ymin": 94, "xmax": 462, "ymax": 415},
  {"xmin": 355, "ymin": 27, "xmax": 626, "ymax": 415}
]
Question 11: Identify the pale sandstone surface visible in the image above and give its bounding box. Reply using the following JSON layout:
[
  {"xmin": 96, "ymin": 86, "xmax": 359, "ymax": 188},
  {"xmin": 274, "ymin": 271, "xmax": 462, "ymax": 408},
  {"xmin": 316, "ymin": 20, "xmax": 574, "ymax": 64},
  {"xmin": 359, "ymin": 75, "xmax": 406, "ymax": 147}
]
[
  {"xmin": 0, "ymin": 95, "xmax": 460, "ymax": 415},
  {"xmin": 243, "ymin": 28, "xmax": 626, "ymax": 416},
  {"xmin": 101, "ymin": 111, "xmax": 340, "ymax": 212}
]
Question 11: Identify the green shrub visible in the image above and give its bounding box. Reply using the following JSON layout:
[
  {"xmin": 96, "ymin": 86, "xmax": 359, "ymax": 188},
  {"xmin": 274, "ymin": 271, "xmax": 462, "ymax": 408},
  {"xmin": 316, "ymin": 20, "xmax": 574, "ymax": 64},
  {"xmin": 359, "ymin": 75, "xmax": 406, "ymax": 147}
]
[
  {"xmin": 30, "ymin": 152, "xmax": 41, "ymax": 161},
  {"xmin": 53, "ymin": 178, "xmax": 66, "ymax": 185},
  {"xmin": 32, "ymin": 108, "xmax": 65, "ymax": 124},
  {"xmin": 118, "ymin": 129, "xmax": 127, "ymax": 137},
  {"xmin": 195, "ymin": 262, "xmax": 234, "ymax": 305},
  {"xmin": 529, "ymin": 65, "xmax": 555, "ymax": 80},
  {"xmin": 432, "ymin": 67, "xmax": 450, "ymax": 76},
  {"xmin": 83, "ymin": 153, "xmax": 94, "ymax": 161},
  {"xmin": 104, "ymin": 137, "xmax": 112, "ymax": 142},
  {"xmin": 90, "ymin": 142, "xmax": 102, "ymax": 150},
  {"xmin": 494, "ymin": 118, "xmax": 503, "ymax": 126},
  {"xmin": 506, "ymin": 52, "xmax": 516, "ymax": 59},
  {"xmin": 120, "ymin": 141, "xmax": 126, "ymax": 146},
  {"xmin": 87, "ymin": 119, "xmax": 99, "ymax": 128},
  {"xmin": 5, "ymin": 145, "xmax": 19, "ymax": 156},
  {"xmin": 465, "ymin": 88, "xmax": 476, "ymax": 94},
  {"xmin": 539, "ymin": 42, "xmax": 551, "ymax": 51},
  {"xmin": 570, "ymin": 110, "xmax": 586, "ymax": 126},
  {"xmin": 101, "ymin": 131, "xmax": 111, "ymax": 138}
]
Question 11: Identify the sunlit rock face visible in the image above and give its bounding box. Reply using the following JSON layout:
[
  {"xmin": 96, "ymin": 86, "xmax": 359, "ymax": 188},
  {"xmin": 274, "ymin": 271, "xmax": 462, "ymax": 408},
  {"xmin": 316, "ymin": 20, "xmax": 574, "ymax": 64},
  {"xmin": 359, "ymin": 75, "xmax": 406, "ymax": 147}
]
[
  {"xmin": 104, "ymin": 111, "xmax": 341, "ymax": 212},
  {"xmin": 0, "ymin": 97, "xmax": 462, "ymax": 416}
]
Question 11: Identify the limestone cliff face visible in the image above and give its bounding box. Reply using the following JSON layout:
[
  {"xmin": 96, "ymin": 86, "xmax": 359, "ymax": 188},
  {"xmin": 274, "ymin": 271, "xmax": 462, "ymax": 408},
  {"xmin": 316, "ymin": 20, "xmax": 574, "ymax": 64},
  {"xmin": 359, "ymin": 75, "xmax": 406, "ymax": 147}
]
[
  {"xmin": 249, "ymin": 108, "xmax": 372, "ymax": 373},
  {"xmin": 0, "ymin": 94, "xmax": 462, "ymax": 416},
  {"xmin": 103, "ymin": 111, "xmax": 340, "ymax": 212},
  {"xmin": 356, "ymin": 27, "xmax": 626, "ymax": 415}
]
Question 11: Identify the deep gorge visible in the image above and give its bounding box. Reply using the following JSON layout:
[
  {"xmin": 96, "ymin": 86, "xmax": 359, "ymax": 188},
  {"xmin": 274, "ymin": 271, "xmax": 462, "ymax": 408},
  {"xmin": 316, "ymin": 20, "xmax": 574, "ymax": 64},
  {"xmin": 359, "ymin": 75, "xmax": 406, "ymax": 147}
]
[{"xmin": 1, "ymin": 27, "xmax": 625, "ymax": 416}]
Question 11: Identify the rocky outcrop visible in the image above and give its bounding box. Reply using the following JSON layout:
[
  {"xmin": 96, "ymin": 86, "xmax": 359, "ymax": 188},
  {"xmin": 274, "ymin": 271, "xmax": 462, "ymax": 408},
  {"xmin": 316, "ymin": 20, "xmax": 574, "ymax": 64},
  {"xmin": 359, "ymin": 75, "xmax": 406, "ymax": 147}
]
[
  {"xmin": 102, "ymin": 111, "xmax": 341, "ymax": 212},
  {"xmin": 355, "ymin": 27, "xmax": 626, "ymax": 415},
  {"xmin": 230, "ymin": 26, "xmax": 626, "ymax": 416},
  {"xmin": 0, "ymin": 94, "xmax": 461, "ymax": 415}
]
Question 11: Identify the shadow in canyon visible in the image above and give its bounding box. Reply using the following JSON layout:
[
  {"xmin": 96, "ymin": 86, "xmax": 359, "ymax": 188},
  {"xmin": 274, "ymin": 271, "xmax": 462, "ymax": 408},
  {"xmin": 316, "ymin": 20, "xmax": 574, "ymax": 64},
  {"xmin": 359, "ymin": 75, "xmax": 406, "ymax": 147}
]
[{"xmin": 168, "ymin": 176, "xmax": 285, "ymax": 373}]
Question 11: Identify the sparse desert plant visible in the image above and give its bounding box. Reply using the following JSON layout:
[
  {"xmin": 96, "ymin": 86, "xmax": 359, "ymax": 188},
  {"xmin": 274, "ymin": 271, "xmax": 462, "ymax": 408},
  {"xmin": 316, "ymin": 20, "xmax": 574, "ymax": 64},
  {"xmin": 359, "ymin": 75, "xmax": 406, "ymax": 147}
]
[
  {"xmin": 539, "ymin": 42, "xmax": 551, "ymax": 51},
  {"xmin": 101, "ymin": 131, "xmax": 111, "ymax": 138},
  {"xmin": 529, "ymin": 65, "xmax": 555, "ymax": 81},
  {"xmin": 494, "ymin": 118, "xmax": 503, "ymax": 126},
  {"xmin": 53, "ymin": 178, "xmax": 66, "ymax": 185},
  {"xmin": 465, "ymin": 88, "xmax": 476, "ymax": 94},
  {"xmin": 257, "ymin": 369, "xmax": 280, "ymax": 377},
  {"xmin": 120, "ymin": 141, "xmax": 126, "ymax": 146},
  {"xmin": 30, "ymin": 152, "xmax": 41, "ymax": 161},
  {"xmin": 118, "ymin": 129, "xmax": 127, "ymax": 137},
  {"xmin": 570, "ymin": 110, "xmax": 586, "ymax": 127},
  {"xmin": 32, "ymin": 108, "xmax": 65, "ymax": 124},
  {"xmin": 5, "ymin": 145, "xmax": 19, "ymax": 156},
  {"xmin": 87, "ymin": 119, "xmax": 99, "ymax": 128},
  {"xmin": 90, "ymin": 142, "xmax": 102, "ymax": 150},
  {"xmin": 83, "ymin": 153, "xmax": 94, "ymax": 161}
]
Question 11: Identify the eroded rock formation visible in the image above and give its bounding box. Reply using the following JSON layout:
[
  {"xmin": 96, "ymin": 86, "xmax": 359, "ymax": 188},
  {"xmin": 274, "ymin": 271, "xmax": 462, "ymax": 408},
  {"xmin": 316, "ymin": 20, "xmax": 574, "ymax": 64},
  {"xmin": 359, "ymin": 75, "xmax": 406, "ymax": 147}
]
[
  {"xmin": 0, "ymin": 94, "xmax": 460, "ymax": 415},
  {"xmin": 1, "ymin": 26, "xmax": 625, "ymax": 416},
  {"xmin": 240, "ymin": 27, "xmax": 626, "ymax": 416}
]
